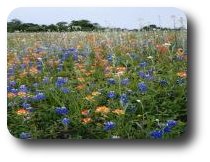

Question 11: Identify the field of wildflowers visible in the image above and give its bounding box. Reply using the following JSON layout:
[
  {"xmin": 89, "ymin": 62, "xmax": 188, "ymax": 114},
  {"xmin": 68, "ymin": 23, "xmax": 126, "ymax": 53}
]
[{"xmin": 7, "ymin": 30, "xmax": 187, "ymax": 139}]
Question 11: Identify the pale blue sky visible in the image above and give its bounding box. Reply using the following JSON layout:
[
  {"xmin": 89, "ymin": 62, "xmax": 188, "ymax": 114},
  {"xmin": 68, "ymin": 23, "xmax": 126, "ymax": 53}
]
[{"xmin": 8, "ymin": 7, "xmax": 187, "ymax": 29}]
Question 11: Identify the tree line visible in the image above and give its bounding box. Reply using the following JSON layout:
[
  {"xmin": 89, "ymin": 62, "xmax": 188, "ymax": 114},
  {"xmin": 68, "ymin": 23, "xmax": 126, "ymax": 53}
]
[{"xmin": 7, "ymin": 19, "xmax": 184, "ymax": 33}]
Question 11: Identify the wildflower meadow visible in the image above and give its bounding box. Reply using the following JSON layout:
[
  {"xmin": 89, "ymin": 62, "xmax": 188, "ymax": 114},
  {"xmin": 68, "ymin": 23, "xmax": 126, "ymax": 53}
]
[{"xmin": 7, "ymin": 26, "xmax": 187, "ymax": 139}]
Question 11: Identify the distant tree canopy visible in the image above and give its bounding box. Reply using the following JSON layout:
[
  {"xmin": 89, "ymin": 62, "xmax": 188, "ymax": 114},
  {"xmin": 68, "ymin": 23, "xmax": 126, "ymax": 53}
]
[{"xmin": 7, "ymin": 19, "xmax": 184, "ymax": 33}]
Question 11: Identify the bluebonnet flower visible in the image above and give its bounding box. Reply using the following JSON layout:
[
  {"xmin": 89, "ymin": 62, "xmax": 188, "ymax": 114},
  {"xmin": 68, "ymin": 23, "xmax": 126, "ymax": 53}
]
[
  {"xmin": 163, "ymin": 126, "xmax": 171, "ymax": 133},
  {"xmin": 43, "ymin": 77, "xmax": 49, "ymax": 84},
  {"xmin": 120, "ymin": 93, "xmax": 128, "ymax": 105},
  {"xmin": 36, "ymin": 65, "xmax": 42, "ymax": 71},
  {"xmin": 163, "ymin": 120, "xmax": 177, "ymax": 133},
  {"xmin": 8, "ymin": 67, "xmax": 15, "ymax": 76},
  {"xmin": 160, "ymin": 79, "xmax": 168, "ymax": 86},
  {"xmin": 107, "ymin": 54, "xmax": 113, "ymax": 62},
  {"xmin": 62, "ymin": 51, "xmax": 71, "ymax": 61},
  {"xmin": 104, "ymin": 121, "xmax": 116, "ymax": 131},
  {"xmin": 19, "ymin": 85, "xmax": 27, "ymax": 92},
  {"xmin": 19, "ymin": 132, "xmax": 31, "ymax": 139},
  {"xmin": 9, "ymin": 81, "xmax": 16, "ymax": 87},
  {"xmin": 29, "ymin": 62, "xmax": 33, "ymax": 67},
  {"xmin": 36, "ymin": 61, "xmax": 43, "ymax": 70},
  {"xmin": 126, "ymin": 105, "xmax": 137, "ymax": 113},
  {"xmin": 61, "ymin": 48, "xmax": 78, "ymax": 61},
  {"xmin": 138, "ymin": 71, "xmax": 154, "ymax": 80},
  {"xmin": 151, "ymin": 120, "xmax": 177, "ymax": 137},
  {"xmin": 55, "ymin": 107, "xmax": 69, "ymax": 115},
  {"xmin": 148, "ymin": 68, "xmax": 155, "ymax": 75},
  {"xmin": 61, "ymin": 117, "xmax": 70, "ymax": 126},
  {"xmin": 73, "ymin": 53, "xmax": 78, "ymax": 61},
  {"xmin": 22, "ymin": 102, "xmax": 31, "ymax": 109},
  {"xmin": 121, "ymin": 78, "xmax": 129, "ymax": 85},
  {"xmin": 107, "ymin": 78, "xmax": 116, "ymax": 85},
  {"xmin": 57, "ymin": 63, "xmax": 63, "ymax": 72},
  {"xmin": 139, "ymin": 71, "xmax": 145, "ymax": 78},
  {"xmin": 166, "ymin": 120, "xmax": 177, "ymax": 128},
  {"xmin": 33, "ymin": 92, "xmax": 45, "ymax": 101},
  {"xmin": 56, "ymin": 77, "xmax": 68, "ymax": 87},
  {"xmin": 69, "ymin": 47, "xmax": 77, "ymax": 52},
  {"xmin": 60, "ymin": 87, "xmax": 70, "ymax": 94},
  {"xmin": 25, "ymin": 107, "xmax": 34, "ymax": 112},
  {"xmin": 138, "ymin": 82, "xmax": 148, "ymax": 93},
  {"xmin": 9, "ymin": 88, "xmax": 18, "ymax": 93},
  {"xmin": 144, "ymin": 72, "xmax": 154, "ymax": 80},
  {"xmin": 107, "ymin": 91, "xmax": 116, "ymax": 99},
  {"xmin": 7, "ymin": 86, "xmax": 12, "ymax": 92},
  {"xmin": 139, "ymin": 61, "xmax": 147, "ymax": 67},
  {"xmin": 150, "ymin": 130, "xmax": 163, "ymax": 139},
  {"xmin": 176, "ymin": 78, "xmax": 185, "ymax": 85}
]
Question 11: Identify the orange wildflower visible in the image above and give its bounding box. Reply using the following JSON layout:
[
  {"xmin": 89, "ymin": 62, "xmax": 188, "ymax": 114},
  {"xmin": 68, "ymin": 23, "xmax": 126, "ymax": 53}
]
[
  {"xmin": 16, "ymin": 108, "xmax": 28, "ymax": 115},
  {"xmin": 176, "ymin": 48, "xmax": 184, "ymax": 56},
  {"xmin": 95, "ymin": 106, "xmax": 110, "ymax": 114},
  {"xmin": 22, "ymin": 57, "xmax": 30, "ymax": 64},
  {"xmin": 7, "ymin": 93, "xmax": 16, "ymax": 98},
  {"xmin": 116, "ymin": 66, "xmax": 126, "ymax": 72},
  {"xmin": 80, "ymin": 69, "xmax": 86, "ymax": 73},
  {"xmin": 81, "ymin": 109, "xmax": 89, "ymax": 116},
  {"xmin": 112, "ymin": 109, "xmax": 125, "ymax": 115},
  {"xmin": 77, "ymin": 77, "xmax": 85, "ymax": 82},
  {"xmin": 29, "ymin": 67, "xmax": 38, "ymax": 74},
  {"xmin": 75, "ymin": 63, "xmax": 84, "ymax": 70},
  {"xmin": 115, "ymin": 66, "xmax": 126, "ymax": 76},
  {"xmin": 85, "ymin": 95, "xmax": 95, "ymax": 102},
  {"xmin": 76, "ymin": 84, "xmax": 86, "ymax": 90},
  {"xmin": 177, "ymin": 71, "xmax": 187, "ymax": 78},
  {"xmin": 156, "ymin": 44, "xmax": 169, "ymax": 54},
  {"xmin": 81, "ymin": 117, "xmax": 92, "ymax": 124},
  {"xmin": 85, "ymin": 71, "xmax": 92, "ymax": 76},
  {"xmin": 19, "ymin": 71, "xmax": 28, "ymax": 78},
  {"xmin": 91, "ymin": 91, "xmax": 101, "ymax": 96},
  {"xmin": 17, "ymin": 92, "xmax": 27, "ymax": 97}
]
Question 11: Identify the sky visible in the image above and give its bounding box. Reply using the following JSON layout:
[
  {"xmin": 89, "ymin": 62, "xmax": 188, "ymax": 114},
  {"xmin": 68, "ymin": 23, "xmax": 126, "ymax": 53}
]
[{"xmin": 8, "ymin": 7, "xmax": 187, "ymax": 29}]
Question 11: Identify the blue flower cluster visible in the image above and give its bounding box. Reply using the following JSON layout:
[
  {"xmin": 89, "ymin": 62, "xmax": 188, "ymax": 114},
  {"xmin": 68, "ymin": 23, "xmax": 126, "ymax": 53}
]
[
  {"xmin": 61, "ymin": 117, "xmax": 70, "ymax": 126},
  {"xmin": 107, "ymin": 91, "xmax": 116, "ymax": 99},
  {"xmin": 56, "ymin": 77, "xmax": 68, "ymax": 87},
  {"xmin": 150, "ymin": 130, "xmax": 163, "ymax": 139},
  {"xmin": 107, "ymin": 78, "xmax": 116, "ymax": 85},
  {"xmin": 55, "ymin": 106, "xmax": 69, "ymax": 115},
  {"xmin": 9, "ymin": 80, "xmax": 16, "ymax": 87},
  {"xmin": 104, "ymin": 121, "xmax": 116, "ymax": 131},
  {"xmin": 19, "ymin": 132, "xmax": 31, "ymax": 139},
  {"xmin": 120, "ymin": 93, "xmax": 128, "ymax": 105},
  {"xmin": 43, "ymin": 77, "xmax": 50, "ymax": 84},
  {"xmin": 159, "ymin": 79, "xmax": 168, "ymax": 87},
  {"xmin": 150, "ymin": 120, "xmax": 177, "ymax": 139},
  {"xmin": 36, "ymin": 60, "xmax": 43, "ymax": 71},
  {"xmin": 139, "ymin": 61, "xmax": 147, "ymax": 67},
  {"xmin": 33, "ymin": 92, "xmax": 45, "ymax": 101},
  {"xmin": 19, "ymin": 85, "xmax": 27, "ymax": 92},
  {"xmin": 61, "ymin": 48, "xmax": 78, "ymax": 62},
  {"xmin": 138, "ymin": 71, "xmax": 154, "ymax": 80},
  {"xmin": 176, "ymin": 78, "xmax": 185, "ymax": 85},
  {"xmin": 121, "ymin": 78, "xmax": 129, "ymax": 85},
  {"xmin": 60, "ymin": 87, "xmax": 70, "ymax": 94},
  {"xmin": 22, "ymin": 102, "xmax": 31, "ymax": 109},
  {"xmin": 107, "ymin": 54, "xmax": 113, "ymax": 62},
  {"xmin": 138, "ymin": 82, "xmax": 148, "ymax": 93}
]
